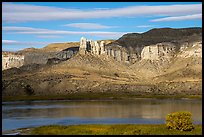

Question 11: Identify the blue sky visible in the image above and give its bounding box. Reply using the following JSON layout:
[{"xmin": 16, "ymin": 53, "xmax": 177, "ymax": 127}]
[{"xmin": 2, "ymin": 2, "xmax": 202, "ymax": 51}]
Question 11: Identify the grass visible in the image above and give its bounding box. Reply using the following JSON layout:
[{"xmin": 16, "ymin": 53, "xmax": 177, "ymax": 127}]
[
  {"xmin": 29, "ymin": 124, "xmax": 202, "ymax": 135},
  {"xmin": 2, "ymin": 92, "xmax": 202, "ymax": 102}
]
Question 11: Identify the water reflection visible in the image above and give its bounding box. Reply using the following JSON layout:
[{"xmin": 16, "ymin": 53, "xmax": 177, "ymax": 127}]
[{"xmin": 2, "ymin": 99, "xmax": 202, "ymax": 131}]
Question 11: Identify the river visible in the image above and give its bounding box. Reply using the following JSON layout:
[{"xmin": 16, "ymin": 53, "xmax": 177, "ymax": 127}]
[{"xmin": 2, "ymin": 98, "xmax": 202, "ymax": 131}]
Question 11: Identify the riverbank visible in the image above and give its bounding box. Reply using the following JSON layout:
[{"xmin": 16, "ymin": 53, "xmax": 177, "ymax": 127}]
[
  {"xmin": 3, "ymin": 124, "xmax": 202, "ymax": 135},
  {"xmin": 2, "ymin": 92, "xmax": 202, "ymax": 102}
]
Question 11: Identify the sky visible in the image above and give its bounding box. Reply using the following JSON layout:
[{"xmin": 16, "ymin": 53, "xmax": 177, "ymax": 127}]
[{"xmin": 2, "ymin": 2, "xmax": 202, "ymax": 51}]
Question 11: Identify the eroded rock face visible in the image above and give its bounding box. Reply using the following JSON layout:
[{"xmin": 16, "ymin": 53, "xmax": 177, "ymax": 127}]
[
  {"xmin": 105, "ymin": 45, "xmax": 129, "ymax": 63},
  {"xmin": 23, "ymin": 48, "xmax": 79, "ymax": 66},
  {"xmin": 23, "ymin": 52, "xmax": 53, "ymax": 65},
  {"xmin": 177, "ymin": 41, "xmax": 202, "ymax": 58},
  {"xmin": 3, "ymin": 27, "xmax": 202, "ymax": 71},
  {"xmin": 94, "ymin": 41, "xmax": 100, "ymax": 55},
  {"xmin": 141, "ymin": 43, "xmax": 176, "ymax": 60},
  {"xmin": 2, "ymin": 52, "xmax": 24, "ymax": 70},
  {"xmin": 79, "ymin": 37, "xmax": 87, "ymax": 54},
  {"xmin": 79, "ymin": 37, "xmax": 106, "ymax": 56},
  {"xmin": 56, "ymin": 47, "xmax": 79, "ymax": 59},
  {"xmin": 3, "ymin": 43, "xmax": 80, "ymax": 70},
  {"xmin": 100, "ymin": 41, "xmax": 106, "ymax": 54},
  {"xmin": 140, "ymin": 41, "xmax": 202, "ymax": 61},
  {"xmin": 106, "ymin": 27, "xmax": 202, "ymax": 63},
  {"xmin": 90, "ymin": 40, "xmax": 96, "ymax": 54}
]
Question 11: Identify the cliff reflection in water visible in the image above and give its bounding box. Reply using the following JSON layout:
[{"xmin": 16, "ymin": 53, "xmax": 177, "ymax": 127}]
[{"xmin": 3, "ymin": 99, "xmax": 202, "ymax": 122}]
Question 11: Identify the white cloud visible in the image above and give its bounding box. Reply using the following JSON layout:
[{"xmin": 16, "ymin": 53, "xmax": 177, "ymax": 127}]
[
  {"xmin": 2, "ymin": 3, "xmax": 202, "ymax": 22},
  {"xmin": 3, "ymin": 26, "xmax": 125, "ymax": 38},
  {"xmin": 63, "ymin": 23, "xmax": 117, "ymax": 29},
  {"xmin": 2, "ymin": 39, "xmax": 48, "ymax": 46},
  {"xmin": 135, "ymin": 25, "xmax": 153, "ymax": 28},
  {"xmin": 151, "ymin": 14, "xmax": 202, "ymax": 22},
  {"xmin": 2, "ymin": 40, "xmax": 18, "ymax": 45},
  {"xmin": 37, "ymin": 35, "xmax": 63, "ymax": 38},
  {"xmin": 3, "ymin": 26, "xmax": 47, "ymax": 31}
]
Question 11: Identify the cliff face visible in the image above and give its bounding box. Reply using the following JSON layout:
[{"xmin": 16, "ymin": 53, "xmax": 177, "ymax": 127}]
[
  {"xmin": 2, "ymin": 28, "xmax": 202, "ymax": 70},
  {"xmin": 12, "ymin": 40, "xmax": 113, "ymax": 67},
  {"xmin": 2, "ymin": 52, "xmax": 24, "ymax": 70},
  {"xmin": 2, "ymin": 27, "xmax": 202, "ymax": 96},
  {"xmin": 139, "ymin": 41, "xmax": 202, "ymax": 61},
  {"xmin": 3, "ymin": 28, "xmax": 201, "ymax": 69},
  {"xmin": 177, "ymin": 41, "xmax": 202, "ymax": 58},
  {"xmin": 141, "ymin": 42, "xmax": 176, "ymax": 60},
  {"xmin": 107, "ymin": 27, "xmax": 202, "ymax": 62},
  {"xmin": 22, "ymin": 47, "xmax": 79, "ymax": 65}
]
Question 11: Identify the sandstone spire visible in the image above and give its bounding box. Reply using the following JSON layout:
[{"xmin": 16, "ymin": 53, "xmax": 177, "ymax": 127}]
[
  {"xmin": 100, "ymin": 41, "xmax": 105, "ymax": 54},
  {"xmin": 79, "ymin": 37, "xmax": 87, "ymax": 54},
  {"xmin": 94, "ymin": 41, "xmax": 100, "ymax": 55}
]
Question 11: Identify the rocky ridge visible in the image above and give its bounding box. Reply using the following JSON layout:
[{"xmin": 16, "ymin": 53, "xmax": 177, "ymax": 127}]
[{"xmin": 2, "ymin": 27, "xmax": 202, "ymax": 96}]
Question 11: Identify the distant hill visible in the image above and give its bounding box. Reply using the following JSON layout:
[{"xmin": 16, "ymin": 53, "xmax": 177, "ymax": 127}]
[
  {"xmin": 108, "ymin": 27, "xmax": 202, "ymax": 54},
  {"xmin": 115, "ymin": 27, "xmax": 201, "ymax": 47}
]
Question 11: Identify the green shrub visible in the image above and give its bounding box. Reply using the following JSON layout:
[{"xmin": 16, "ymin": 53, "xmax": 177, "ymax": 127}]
[{"xmin": 166, "ymin": 111, "xmax": 194, "ymax": 131}]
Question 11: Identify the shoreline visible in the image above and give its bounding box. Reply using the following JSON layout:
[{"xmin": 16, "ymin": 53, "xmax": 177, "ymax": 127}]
[
  {"xmin": 2, "ymin": 93, "xmax": 202, "ymax": 102},
  {"xmin": 2, "ymin": 124, "xmax": 202, "ymax": 135}
]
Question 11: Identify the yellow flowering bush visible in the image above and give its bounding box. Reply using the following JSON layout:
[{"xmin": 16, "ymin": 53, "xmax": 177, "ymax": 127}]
[{"xmin": 166, "ymin": 111, "xmax": 194, "ymax": 131}]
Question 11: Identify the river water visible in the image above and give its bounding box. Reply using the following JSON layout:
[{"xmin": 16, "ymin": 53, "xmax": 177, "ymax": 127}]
[{"xmin": 2, "ymin": 98, "xmax": 202, "ymax": 131}]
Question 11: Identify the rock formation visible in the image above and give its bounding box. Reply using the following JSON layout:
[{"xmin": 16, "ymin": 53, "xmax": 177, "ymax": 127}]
[
  {"xmin": 2, "ymin": 28, "xmax": 202, "ymax": 71},
  {"xmin": 105, "ymin": 45, "xmax": 129, "ymax": 63},
  {"xmin": 2, "ymin": 52, "xmax": 24, "ymax": 70},
  {"xmin": 94, "ymin": 41, "xmax": 100, "ymax": 55},
  {"xmin": 79, "ymin": 37, "xmax": 87, "ymax": 54},
  {"xmin": 100, "ymin": 41, "xmax": 105, "ymax": 54},
  {"xmin": 141, "ymin": 42, "xmax": 176, "ymax": 60},
  {"xmin": 2, "ymin": 28, "xmax": 202, "ymax": 97},
  {"xmin": 79, "ymin": 37, "xmax": 131, "ymax": 63},
  {"xmin": 79, "ymin": 37, "xmax": 105, "ymax": 56},
  {"xmin": 107, "ymin": 27, "xmax": 201, "ymax": 62},
  {"xmin": 90, "ymin": 40, "xmax": 95, "ymax": 54},
  {"xmin": 20, "ymin": 48, "xmax": 78, "ymax": 66},
  {"xmin": 177, "ymin": 41, "xmax": 202, "ymax": 58}
]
